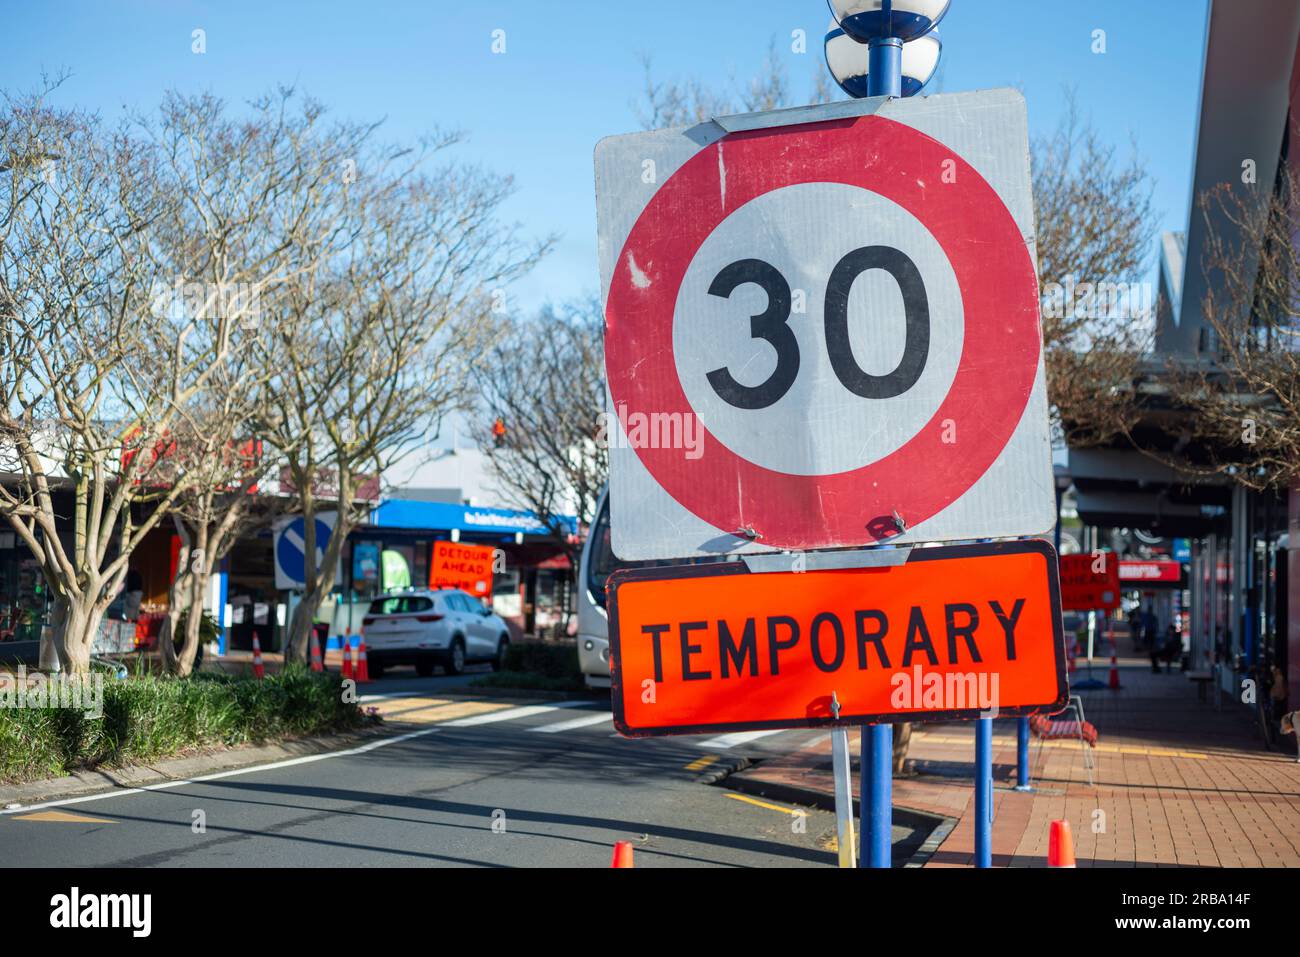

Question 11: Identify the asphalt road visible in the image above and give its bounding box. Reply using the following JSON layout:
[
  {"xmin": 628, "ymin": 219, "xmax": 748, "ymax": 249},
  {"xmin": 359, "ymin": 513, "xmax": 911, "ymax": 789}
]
[{"xmin": 0, "ymin": 671, "xmax": 922, "ymax": 868}]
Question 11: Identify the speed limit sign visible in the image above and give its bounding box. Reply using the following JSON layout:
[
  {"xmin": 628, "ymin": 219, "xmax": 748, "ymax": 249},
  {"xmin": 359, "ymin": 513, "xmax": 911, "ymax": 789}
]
[{"xmin": 595, "ymin": 89, "xmax": 1054, "ymax": 561}]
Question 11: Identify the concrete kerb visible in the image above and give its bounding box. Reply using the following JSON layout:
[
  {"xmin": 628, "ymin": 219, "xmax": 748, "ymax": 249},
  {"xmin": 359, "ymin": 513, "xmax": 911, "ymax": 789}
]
[
  {"xmin": 0, "ymin": 725, "xmax": 392, "ymax": 810},
  {"xmin": 0, "ymin": 687, "xmax": 604, "ymax": 809}
]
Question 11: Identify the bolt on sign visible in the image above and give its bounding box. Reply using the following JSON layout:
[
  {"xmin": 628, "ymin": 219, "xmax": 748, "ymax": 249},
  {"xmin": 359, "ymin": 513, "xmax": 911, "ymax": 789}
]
[
  {"xmin": 1058, "ymin": 553, "xmax": 1121, "ymax": 611},
  {"xmin": 607, "ymin": 541, "xmax": 1067, "ymax": 737},
  {"xmin": 429, "ymin": 541, "xmax": 495, "ymax": 597},
  {"xmin": 595, "ymin": 89, "xmax": 1054, "ymax": 561}
]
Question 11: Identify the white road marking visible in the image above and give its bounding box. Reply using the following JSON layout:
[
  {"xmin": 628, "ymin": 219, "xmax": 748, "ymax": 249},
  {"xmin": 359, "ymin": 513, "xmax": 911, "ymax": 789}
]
[
  {"xmin": 530, "ymin": 711, "xmax": 614, "ymax": 733},
  {"xmin": 0, "ymin": 701, "xmax": 620, "ymax": 817},
  {"xmin": 695, "ymin": 730, "xmax": 785, "ymax": 749},
  {"xmin": 441, "ymin": 701, "xmax": 589, "ymax": 727},
  {"xmin": 0, "ymin": 727, "xmax": 442, "ymax": 817}
]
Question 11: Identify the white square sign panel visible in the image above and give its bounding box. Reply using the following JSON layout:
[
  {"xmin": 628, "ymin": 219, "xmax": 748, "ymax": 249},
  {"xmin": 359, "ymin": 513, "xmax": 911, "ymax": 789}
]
[{"xmin": 595, "ymin": 89, "xmax": 1054, "ymax": 561}]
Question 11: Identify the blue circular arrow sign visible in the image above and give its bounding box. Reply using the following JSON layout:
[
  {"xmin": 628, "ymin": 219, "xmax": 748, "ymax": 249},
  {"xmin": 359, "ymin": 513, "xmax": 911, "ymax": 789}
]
[{"xmin": 276, "ymin": 516, "xmax": 334, "ymax": 586}]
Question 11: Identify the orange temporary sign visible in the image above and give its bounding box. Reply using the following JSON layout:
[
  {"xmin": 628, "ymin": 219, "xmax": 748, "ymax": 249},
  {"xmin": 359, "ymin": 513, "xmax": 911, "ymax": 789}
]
[
  {"xmin": 429, "ymin": 541, "xmax": 495, "ymax": 597},
  {"xmin": 607, "ymin": 541, "xmax": 1066, "ymax": 737},
  {"xmin": 1058, "ymin": 553, "xmax": 1121, "ymax": 611}
]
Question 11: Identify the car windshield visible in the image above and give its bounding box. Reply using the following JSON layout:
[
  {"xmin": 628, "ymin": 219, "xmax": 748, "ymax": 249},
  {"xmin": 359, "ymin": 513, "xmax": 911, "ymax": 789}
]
[{"xmin": 368, "ymin": 595, "xmax": 434, "ymax": 615}]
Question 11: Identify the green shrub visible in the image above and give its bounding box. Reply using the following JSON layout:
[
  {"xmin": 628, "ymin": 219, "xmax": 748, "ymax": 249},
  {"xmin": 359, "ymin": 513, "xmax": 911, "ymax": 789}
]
[
  {"xmin": 502, "ymin": 640, "xmax": 580, "ymax": 679},
  {"xmin": 0, "ymin": 664, "xmax": 366, "ymax": 785}
]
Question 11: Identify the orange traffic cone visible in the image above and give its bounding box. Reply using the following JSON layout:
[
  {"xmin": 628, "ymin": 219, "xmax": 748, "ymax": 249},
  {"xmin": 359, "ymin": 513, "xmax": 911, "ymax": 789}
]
[
  {"xmin": 355, "ymin": 637, "xmax": 370, "ymax": 682},
  {"xmin": 1107, "ymin": 653, "xmax": 1122, "ymax": 690},
  {"xmin": 251, "ymin": 634, "xmax": 265, "ymax": 680},
  {"xmin": 309, "ymin": 630, "xmax": 324, "ymax": 673},
  {"xmin": 341, "ymin": 637, "xmax": 353, "ymax": 681},
  {"xmin": 610, "ymin": 841, "xmax": 634, "ymax": 868},
  {"xmin": 1048, "ymin": 820, "xmax": 1076, "ymax": 868}
]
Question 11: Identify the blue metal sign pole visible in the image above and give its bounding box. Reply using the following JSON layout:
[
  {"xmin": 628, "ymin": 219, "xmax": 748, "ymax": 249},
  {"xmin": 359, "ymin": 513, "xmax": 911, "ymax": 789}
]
[
  {"xmin": 976, "ymin": 716, "xmax": 993, "ymax": 867},
  {"xmin": 857, "ymin": 32, "xmax": 902, "ymax": 870}
]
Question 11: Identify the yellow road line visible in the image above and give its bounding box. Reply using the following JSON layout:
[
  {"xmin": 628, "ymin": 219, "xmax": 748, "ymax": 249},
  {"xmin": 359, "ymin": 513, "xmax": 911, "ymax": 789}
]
[
  {"xmin": 685, "ymin": 754, "xmax": 720, "ymax": 772},
  {"xmin": 13, "ymin": 810, "xmax": 117, "ymax": 824},
  {"xmin": 369, "ymin": 696, "xmax": 453, "ymax": 716},
  {"xmin": 725, "ymin": 792, "xmax": 800, "ymax": 815}
]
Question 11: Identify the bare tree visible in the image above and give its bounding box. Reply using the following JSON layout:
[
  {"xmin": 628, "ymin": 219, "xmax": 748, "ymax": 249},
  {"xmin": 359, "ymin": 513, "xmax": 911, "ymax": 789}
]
[
  {"xmin": 155, "ymin": 384, "xmax": 276, "ymax": 678},
  {"xmin": 1034, "ymin": 92, "xmax": 1158, "ymax": 448},
  {"xmin": 255, "ymin": 115, "xmax": 550, "ymax": 663},
  {"xmin": 123, "ymin": 91, "xmax": 316, "ymax": 676},
  {"xmin": 0, "ymin": 87, "xmax": 247, "ymax": 673},
  {"xmin": 1157, "ymin": 166, "xmax": 1300, "ymax": 490},
  {"xmin": 475, "ymin": 301, "xmax": 607, "ymax": 570}
]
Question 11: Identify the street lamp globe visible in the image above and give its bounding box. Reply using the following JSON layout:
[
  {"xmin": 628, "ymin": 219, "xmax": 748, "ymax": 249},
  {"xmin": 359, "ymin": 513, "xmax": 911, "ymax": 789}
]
[
  {"xmin": 827, "ymin": 0, "xmax": 949, "ymax": 42},
  {"xmin": 825, "ymin": 22, "xmax": 941, "ymax": 98}
]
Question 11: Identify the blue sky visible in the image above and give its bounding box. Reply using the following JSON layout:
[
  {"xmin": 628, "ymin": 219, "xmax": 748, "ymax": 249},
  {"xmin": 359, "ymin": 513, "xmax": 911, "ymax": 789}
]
[{"xmin": 3, "ymin": 0, "xmax": 1210, "ymax": 315}]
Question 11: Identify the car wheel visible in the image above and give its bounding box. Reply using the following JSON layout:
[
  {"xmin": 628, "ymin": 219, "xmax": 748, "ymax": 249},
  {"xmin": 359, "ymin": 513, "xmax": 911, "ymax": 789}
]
[
  {"xmin": 444, "ymin": 638, "xmax": 466, "ymax": 676},
  {"xmin": 368, "ymin": 658, "xmax": 385, "ymax": 679},
  {"xmin": 415, "ymin": 657, "xmax": 434, "ymax": 678},
  {"xmin": 492, "ymin": 637, "xmax": 509, "ymax": 672}
]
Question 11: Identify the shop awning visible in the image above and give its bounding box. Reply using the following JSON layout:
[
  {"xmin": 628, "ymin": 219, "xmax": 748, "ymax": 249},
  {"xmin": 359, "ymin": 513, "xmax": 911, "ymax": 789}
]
[{"xmin": 368, "ymin": 499, "xmax": 577, "ymax": 538}]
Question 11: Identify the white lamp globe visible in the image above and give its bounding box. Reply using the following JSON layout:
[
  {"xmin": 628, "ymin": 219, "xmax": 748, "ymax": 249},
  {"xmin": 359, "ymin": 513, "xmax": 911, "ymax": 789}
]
[
  {"xmin": 825, "ymin": 22, "xmax": 941, "ymax": 98},
  {"xmin": 828, "ymin": 0, "xmax": 950, "ymax": 43}
]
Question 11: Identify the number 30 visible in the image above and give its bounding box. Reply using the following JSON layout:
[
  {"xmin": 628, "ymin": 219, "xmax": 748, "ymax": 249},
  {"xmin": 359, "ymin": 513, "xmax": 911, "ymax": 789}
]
[{"xmin": 705, "ymin": 245, "xmax": 930, "ymax": 410}]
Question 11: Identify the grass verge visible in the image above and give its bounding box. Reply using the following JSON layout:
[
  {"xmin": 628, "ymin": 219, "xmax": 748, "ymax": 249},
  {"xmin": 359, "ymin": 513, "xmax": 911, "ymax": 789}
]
[{"xmin": 0, "ymin": 664, "xmax": 367, "ymax": 785}]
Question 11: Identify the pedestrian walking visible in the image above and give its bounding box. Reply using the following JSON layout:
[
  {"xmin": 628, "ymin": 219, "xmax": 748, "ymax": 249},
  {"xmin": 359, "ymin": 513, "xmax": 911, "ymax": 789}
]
[
  {"xmin": 1161, "ymin": 623, "xmax": 1182, "ymax": 674},
  {"xmin": 1144, "ymin": 609, "xmax": 1161, "ymax": 673}
]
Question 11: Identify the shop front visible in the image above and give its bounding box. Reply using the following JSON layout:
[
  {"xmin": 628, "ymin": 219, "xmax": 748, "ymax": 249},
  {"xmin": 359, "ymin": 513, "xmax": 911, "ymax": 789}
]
[{"xmin": 319, "ymin": 499, "xmax": 578, "ymax": 649}]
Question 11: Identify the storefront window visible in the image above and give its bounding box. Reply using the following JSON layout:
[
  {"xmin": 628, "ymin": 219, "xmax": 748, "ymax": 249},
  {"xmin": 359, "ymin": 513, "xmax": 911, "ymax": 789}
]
[
  {"xmin": 381, "ymin": 548, "xmax": 412, "ymax": 590},
  {"xmin": 0, "ymin": 542, "xmax": 47, "ymax": 643}
]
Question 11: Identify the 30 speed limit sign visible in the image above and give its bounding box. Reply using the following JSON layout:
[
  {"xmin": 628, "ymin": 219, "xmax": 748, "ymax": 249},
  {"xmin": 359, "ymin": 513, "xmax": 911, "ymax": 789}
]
[{"xmin": 595, "ymin": 89, "xmax": 1054, "ymax": 561}]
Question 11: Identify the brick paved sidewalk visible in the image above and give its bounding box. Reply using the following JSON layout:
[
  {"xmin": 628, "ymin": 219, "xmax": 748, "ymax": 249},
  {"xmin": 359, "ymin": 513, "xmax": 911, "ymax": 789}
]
[{"xmin": 728, "ymin": 658, "xmax": 1300, "ymax": 867}]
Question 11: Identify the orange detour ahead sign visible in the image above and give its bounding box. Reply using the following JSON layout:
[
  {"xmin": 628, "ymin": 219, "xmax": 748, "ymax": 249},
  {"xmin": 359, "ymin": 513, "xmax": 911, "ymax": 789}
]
[
  {"xmin": 429, "ymin": 541, "xmax": 495, "ymax": 597},
  {"xmin": 607, "ymin": 541, "xmax": 1066, "ymax": 737},
  {"xmin": 1058, "ymin": 553, "xmax": 1121, "ymax": 611}
]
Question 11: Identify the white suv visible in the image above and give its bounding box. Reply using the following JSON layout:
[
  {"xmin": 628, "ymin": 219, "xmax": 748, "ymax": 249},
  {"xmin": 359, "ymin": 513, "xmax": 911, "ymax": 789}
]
[{"xmin": 361, "ymin": 589, "xmax": 510, "ymax": 678}]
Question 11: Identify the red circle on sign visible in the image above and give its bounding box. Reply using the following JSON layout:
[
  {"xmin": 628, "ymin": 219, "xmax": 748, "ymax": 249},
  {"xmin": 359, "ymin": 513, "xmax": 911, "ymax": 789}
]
[{"xmin": 604, "ymin": 114, "xmax": 1041, "ymax": 550}]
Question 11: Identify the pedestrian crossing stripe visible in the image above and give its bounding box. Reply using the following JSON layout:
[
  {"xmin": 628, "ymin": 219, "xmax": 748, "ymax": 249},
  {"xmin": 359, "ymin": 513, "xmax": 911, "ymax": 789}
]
[
  {"xmin": 530, "ymin": 712, "xmax": 614, "ymax": 733},
  {"xmin": 443, "ymin": 702, "xmax": 590, "ymax": 727},
  {"xmin": 368, "ymin": 696, "xmax": 457, "ymax": 717},
  {"xmin": 369, "ymin": 697, "xmax": 792, "ymax": 742},
  {"xmin": 377, "ymin": 700, "xmax": 513, "ymax": 725}
]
